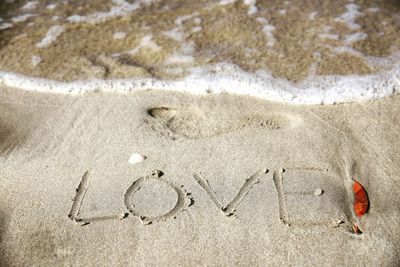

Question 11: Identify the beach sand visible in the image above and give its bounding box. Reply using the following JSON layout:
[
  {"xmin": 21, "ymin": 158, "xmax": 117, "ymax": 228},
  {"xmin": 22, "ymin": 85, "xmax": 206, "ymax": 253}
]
[
  {"xmin": 0, "ymin": 85, "xmax": 399, "ymax": 266},
  {"xmin": 1, "ymin": 1, "xmax": 400, "ymax": 265}
]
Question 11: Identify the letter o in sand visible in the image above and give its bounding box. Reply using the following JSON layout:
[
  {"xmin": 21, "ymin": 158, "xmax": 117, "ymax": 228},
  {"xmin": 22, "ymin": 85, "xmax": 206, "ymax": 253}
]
[{"xmin": 124, "ymin": 170, "xmax": 191, "ymax": 225}]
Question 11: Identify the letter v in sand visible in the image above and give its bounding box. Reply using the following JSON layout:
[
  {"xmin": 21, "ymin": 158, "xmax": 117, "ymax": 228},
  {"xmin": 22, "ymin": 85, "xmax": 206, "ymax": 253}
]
[{"xmin": 193, "ymin": 169, "xmax": 268, "ymax": 217}]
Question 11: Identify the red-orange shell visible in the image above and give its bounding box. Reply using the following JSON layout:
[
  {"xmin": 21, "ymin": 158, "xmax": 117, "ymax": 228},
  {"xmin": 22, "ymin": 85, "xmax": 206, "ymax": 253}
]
[{"xmin": 353, "ymin": 180, "xmax": 369, "ymax": 217}]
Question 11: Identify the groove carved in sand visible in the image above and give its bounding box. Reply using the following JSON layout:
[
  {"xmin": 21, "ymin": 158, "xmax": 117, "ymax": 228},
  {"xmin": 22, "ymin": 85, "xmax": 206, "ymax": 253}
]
[
  {"xmin": 272, "ymin": 167, "xmax": 345, "ymax": 228},
  {"xmin": 147, "ymin": 106, "xmax": 295, "ymax": 139},
  {"xmin": 124, "ymin": 170, "xmax": 193, "ymax": 225},
  {"xmin": 68, "ymin": 167, "xmax": 346, "ymax": 229},
  {"xmin": 193, "ymin": 169, "xmax": 268, "ymax": 216},
  {"xmin": 68, "ymin": 171, "xmax": 127, "ymax": 226},
  {"xmin": 68, "ymin": 170, "xmax": 192, "ymax": 226},
  {"xmin": 272, "ymin": 168, "xmax": 291, "ymax": 225}
]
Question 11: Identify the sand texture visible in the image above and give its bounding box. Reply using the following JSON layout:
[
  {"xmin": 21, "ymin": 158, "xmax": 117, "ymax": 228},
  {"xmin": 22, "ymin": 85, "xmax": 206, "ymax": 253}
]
[
  {"xmin": 1, "ymin": 1, "xmax": 400, "ymax": 266},
  {"xmin": 0, "ymin": 85, "xmax": 399, "ymax": 266}
]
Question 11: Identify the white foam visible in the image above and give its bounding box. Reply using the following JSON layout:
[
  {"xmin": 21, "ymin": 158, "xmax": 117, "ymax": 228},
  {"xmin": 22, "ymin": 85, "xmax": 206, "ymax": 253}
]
[
  {"xmin": 309, "ymin": 11, "xmax": 318, "ymax": 20},
  {"xmin": 163, "ymin": 13, "xmax": 200, "ymax": 42},
  {"xmin": 162, "ymin": 16, "xmax": 200, "ymax": 65},
  {"xmin": 21, "ymin": 1, "xmax": 38, "ymax": 10},
  {"xmin": 331, "ymin": 46, "xmax": 365, "ymax": 57},
  {"xmin": 165, "ymin": 53, "xmax": 194, "ymax": 65},
  {"xmin": 343, "ymin": 32, "xmax": 368, "ymax": 46},
  {"xmin": 0, "ymin": 59, "xmax": 399, "ymax": 105},
  {"xmin": 46, "ymin": 4, "xmax": 57, "ymax": 10},
  {"xmin": 165, "ymin": 41, "xmax": 195, "ymax": 65},
  {"xmin": 175, "ymin": 13, "xmax": 199, "ymax": 26},
  {"xmin": 180, "ymin": 42, "xmax": 195, "ymax": 54},
  {"xmin": 36, "ymin": 25, "xmax": 65, "ymax": 49},
  {"xmin": 0, "ymin": 22, "xmax": 13, "ymax": 30},
  {"xmin": 162, "ymin": 13, "xmax": 199, "ymax": 42},
  {"xmin": 113, "ymin": 32, "xmax": 127, "ymax": 39},
  {"xmin": 319, "ymin": 33, "xmax": 340, "ymax": 40},
  {"xmin": 244, "ymin": 0, "xmax": 258, "ymax": 15},
  {"xmin": 279, "ymin": 9, "xmax": 287, "ymax": 15},
  {"xmin": 191, "ymin": 26, "xmax": 202, "ymax": 33},
  {"xmin": 31, "ymin": 55, "xmax": 42, "ymax": 67},
  {"xmin": 256, "ymin": 18, "xmax": 276, "ymax": 47},
  {"xmin": 11, "ymin": 14, "xmax": 36, "ymax": 23},
  {"xmin": 127, "ymin": 35, "xmax": 161, "ymax": 55},
  {"xmin": 335, "ymin": 3, "xmax": 363, "ymax": 30},
  {"xmin": 193, "ymin": 18, "xmax": 202, "ymax": 24},
  {"xmin": 219, "ymin": 0, "xmax": 237, "ymax": 5},
  {"xmin": 67, "ymin": 0, "xmax": 154, "ymax": 24},
  {"xmin": 163, "ymin": 28, "xmax": 184, "ymax": 41}
]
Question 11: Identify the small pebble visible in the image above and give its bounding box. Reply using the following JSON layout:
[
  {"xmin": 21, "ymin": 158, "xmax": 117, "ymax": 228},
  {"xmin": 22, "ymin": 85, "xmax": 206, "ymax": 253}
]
[
  {"xmin": 314, "ymin": 188, "xmax": 323, "ymax": 196},
  {"xmin": 330, "ymin": 219, "xmax": 344, "ymax": 228}
]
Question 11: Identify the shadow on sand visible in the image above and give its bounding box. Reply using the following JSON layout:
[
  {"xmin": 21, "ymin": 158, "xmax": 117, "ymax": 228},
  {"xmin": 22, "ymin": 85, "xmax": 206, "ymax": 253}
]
[{"xmin": 0, "ymin": 208, "xmax": 10, "ymax": 267}]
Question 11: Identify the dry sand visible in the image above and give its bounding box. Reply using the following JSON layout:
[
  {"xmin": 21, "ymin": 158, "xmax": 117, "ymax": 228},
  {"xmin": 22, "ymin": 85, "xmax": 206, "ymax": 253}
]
[{"xmin": 0, "ymin": 85, "xmax": 399, "ymax": 266}]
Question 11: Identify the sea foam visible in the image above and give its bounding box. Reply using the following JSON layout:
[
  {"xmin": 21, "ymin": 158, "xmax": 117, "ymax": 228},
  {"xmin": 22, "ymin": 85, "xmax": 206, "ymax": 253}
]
[{"xmin": 0, "ymin": 60, "xmax": 399, "ymax": 105}]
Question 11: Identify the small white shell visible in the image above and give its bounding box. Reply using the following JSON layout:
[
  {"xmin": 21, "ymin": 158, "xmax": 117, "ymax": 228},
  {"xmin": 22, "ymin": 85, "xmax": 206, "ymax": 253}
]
[{"xmin": 128, "ymin": 153, "xmax": 146, "ymax": 165}]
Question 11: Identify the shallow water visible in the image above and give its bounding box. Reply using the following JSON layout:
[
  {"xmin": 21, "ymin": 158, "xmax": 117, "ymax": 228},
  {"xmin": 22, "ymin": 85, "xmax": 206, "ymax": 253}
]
[{"xmin": 0, "ymin": 0, "xmax": 399, "ymax": 103}]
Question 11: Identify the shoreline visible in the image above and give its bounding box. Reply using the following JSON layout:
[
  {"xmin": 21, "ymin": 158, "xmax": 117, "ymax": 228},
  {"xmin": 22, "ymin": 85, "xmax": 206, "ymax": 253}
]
[{"xmin": 1, "ymin": 61, "xmax": 399, "ymax": 105}]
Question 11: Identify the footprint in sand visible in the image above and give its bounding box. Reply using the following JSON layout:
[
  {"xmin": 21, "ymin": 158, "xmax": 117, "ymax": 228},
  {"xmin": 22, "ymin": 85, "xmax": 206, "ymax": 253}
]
[{"xmin": 146, "ymin": 106, "xmax": 300, "ymax": 139}]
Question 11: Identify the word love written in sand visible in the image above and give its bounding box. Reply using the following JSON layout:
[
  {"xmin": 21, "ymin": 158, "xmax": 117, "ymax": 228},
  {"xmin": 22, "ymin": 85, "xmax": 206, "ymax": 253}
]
[{"xmin": 68, "ymin": 167, "xmax": 350, "ymax": 228}]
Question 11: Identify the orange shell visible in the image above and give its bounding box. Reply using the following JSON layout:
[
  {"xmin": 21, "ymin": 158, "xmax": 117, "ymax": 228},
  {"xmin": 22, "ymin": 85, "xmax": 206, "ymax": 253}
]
[{"xmin": 353, "ymin": 180, "xmax": 369, "ymax": 217}]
